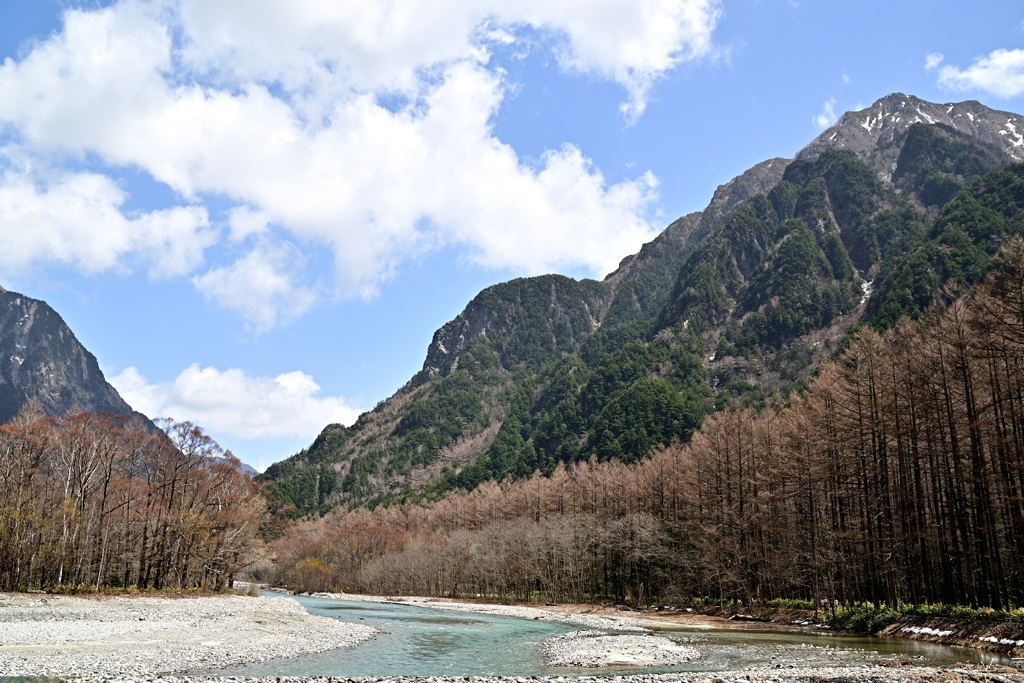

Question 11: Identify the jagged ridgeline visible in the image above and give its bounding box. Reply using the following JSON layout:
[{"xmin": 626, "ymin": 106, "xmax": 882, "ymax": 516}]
[{"xmin": 261, "ymin": 94, "xmax": 1024, "ymax": 516}]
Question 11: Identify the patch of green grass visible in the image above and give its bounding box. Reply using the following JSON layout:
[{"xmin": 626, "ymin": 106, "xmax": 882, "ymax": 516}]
[
  {"xmin": 900, "ymin": 603, "xmax": 1024, "ymax": 622},
  {"xmin": 825, "ymin": 603, "xmax": 900, "ymax": 633}
]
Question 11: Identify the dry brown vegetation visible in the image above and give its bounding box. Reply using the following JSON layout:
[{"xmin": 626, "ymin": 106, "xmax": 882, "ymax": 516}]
[
  {"xmin": 271, "ymin": 240, "xmax": 1024, "ymax": 612},
  {"xmin": 0, "ymin": 413, "xmax": 264, "ymax": 591}
]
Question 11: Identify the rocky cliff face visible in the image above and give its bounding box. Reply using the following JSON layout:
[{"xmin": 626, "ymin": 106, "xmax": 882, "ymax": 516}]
[{"xmin": 0, "ymin": 287, "xmax": 142, "ymax": 424}]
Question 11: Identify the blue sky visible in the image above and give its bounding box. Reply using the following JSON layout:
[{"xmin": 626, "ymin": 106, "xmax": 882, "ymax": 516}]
[{"xmin": 1, "ymin": 0, "xmax": 1022, "ymax": 471}]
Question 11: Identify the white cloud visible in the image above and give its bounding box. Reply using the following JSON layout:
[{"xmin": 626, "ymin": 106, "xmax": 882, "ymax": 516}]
[
  {"xmin": 227, "ymin": 207, "xmax": 270, "ymax": 242},
  {"xmin": 193, "ymin": 241, "xmax": 318, "ymax": 332},
  {"xmin": 176, "ymin": 0, "xmax": 722, "ymax": 120},
  {"xmin": 933, "ymin": 48, "xmax": 1024, "ymax": 98},
  {"xmin": 503, "ymin": 0, "xmax": 723, "ymax": 121},
  {"xmin": 108, "ymin": 367, "xmax": 168, "ymax": 420},
  {"xmin": 111, "ymin": 364, "xmax": 362, "ymax": 440},
  {"xmin": 0, "ymin": 166, "xmax": 212, "ymax": 279},
  {"xmin": 0, "ymin": 0, "xmax": 720, "ymax": 327},
  {"xmin": 924, "ymin": 52, "xmax": 944, "ymax": 71},
  {"xmin": 0, "ymin": 2, "xmax": 173, "ymax": 160},
  {"xmin": 812, "ymin": 97, "xmax": 837, "ymax": 130},
  {"xmin": 136, "ymin": 206, "xmax": 220, "ymax": 278}
]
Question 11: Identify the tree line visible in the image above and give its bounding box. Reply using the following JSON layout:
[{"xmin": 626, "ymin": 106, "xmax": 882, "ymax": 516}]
[
  {"xmin": 271, "ymin": 240, "xmax": 1024, "ymax": 611},
  {"xmin": 0, "ymin": 409, "xmax": 263, "ymax": 591}
]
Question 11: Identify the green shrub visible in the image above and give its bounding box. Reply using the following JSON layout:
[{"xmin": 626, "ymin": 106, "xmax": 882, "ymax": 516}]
[
  {"xmin": 825, "ymin": 603, "xmax": 900, "ymax": 633},
  {"xmin": 764, "ymin": 598, "xmax": 817, "ymax": 610}
]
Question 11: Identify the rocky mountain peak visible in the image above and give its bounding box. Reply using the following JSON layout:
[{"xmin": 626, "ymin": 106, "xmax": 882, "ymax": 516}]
[
  {"xmin": 800, "ymin": 94, "xmax": 1023, "ymax": 184},
  {"xmin": 0, "ymin": 287, "xmax": 145, "ymax": 424}
]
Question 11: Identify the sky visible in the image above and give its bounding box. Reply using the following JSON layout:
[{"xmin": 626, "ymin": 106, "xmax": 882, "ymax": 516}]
[{"xmin": 1, "ymin": 1, "xmax": 1023, "ymax": 471}]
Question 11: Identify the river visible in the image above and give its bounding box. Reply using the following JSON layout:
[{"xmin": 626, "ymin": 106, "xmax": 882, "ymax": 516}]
[{"xmin": 209, "ymin": 593, "xmax": 1012, "ymax": 677}]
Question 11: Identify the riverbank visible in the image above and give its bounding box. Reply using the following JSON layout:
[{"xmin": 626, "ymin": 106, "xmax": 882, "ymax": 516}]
[
  {"xmin": 0, "ymin": 592, "xmax": 376, "ymax": 679},
  {"xmin": 337, "ymin": 593, "xmax": 1024, "ymax": 657},
  {"xmin": 546, "ymin": 601, "xmax": 1024, "ymax": 659},
  {"xmin": 881, "ymin": 615, "xmax": 1024, "ymax": 658}
]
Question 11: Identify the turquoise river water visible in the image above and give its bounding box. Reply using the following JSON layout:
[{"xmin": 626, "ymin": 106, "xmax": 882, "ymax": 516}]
[{"xmin": 209, "ymin": 593, "xmax": 1013, "ymax": 677}]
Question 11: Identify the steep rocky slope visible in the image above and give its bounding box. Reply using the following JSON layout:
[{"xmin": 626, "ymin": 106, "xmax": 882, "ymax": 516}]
[{"xmin": 0, "ymin": 286, "xmax": 144, "ymax": 425}]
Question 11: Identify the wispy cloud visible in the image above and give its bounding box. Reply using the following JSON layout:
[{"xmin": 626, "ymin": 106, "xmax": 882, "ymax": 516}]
[
  {"xmin": 812, "ymin": 97, "xmax": 838, "ymax": 130},
  {"xmin": 192, "ymin": 240, "xmax": 318, "ymax": 332}
]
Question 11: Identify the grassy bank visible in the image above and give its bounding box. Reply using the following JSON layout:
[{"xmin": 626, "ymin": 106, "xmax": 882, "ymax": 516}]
[
  {"xmin": 823, "ymin": 603, "xmax": 1024, "ymax": 634},
  {"xmin": 687, "ymin": 600, "xmax": 1024, "ymax": 656}
]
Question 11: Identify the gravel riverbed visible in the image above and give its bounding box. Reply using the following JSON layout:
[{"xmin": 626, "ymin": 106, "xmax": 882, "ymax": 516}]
[
  {"xmin": 543, "ymin": 631, "xmax": 702, "ymax": 668},
  {"xmin": 0, "ymin": 592, "xmax": 376, "ymax": 679}
]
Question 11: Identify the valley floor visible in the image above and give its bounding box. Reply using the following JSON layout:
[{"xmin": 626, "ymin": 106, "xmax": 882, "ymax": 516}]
[{"xmin": 0, "ymin": 590, "xmax": 1021, "ymax": 682}]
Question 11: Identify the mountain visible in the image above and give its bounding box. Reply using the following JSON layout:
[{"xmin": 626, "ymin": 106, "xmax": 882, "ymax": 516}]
[
  {"xmin": 0, "ymin": 286, "xmax": 147, "ymax": 425},
  {"xmin": 799, "ymin": 93, "xmax": 1022, "ymax": 170},
  {"xmin": 261, "ymin": 94, "xmax": 1024, "ymax": 516}
]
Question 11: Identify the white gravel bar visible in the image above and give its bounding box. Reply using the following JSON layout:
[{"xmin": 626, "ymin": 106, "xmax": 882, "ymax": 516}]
[
  {"xmin": 543, "ymin": 631, "xmax": 701, "ymax": 668},
  {"xmin": 0, "ymin": 592, "xmax": 376, "ymax": 679}
]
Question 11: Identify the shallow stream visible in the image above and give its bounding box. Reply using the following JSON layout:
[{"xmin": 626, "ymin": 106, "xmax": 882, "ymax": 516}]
[{"xmin": 211, "ymin": 593, "xmax": 1012, "ymax": 677}]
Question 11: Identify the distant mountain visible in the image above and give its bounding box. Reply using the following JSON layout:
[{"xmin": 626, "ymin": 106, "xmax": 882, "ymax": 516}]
[
  {"xmin": 0, "ymin": 286, "xmax": 148, "ymax": 425},
  {"xmin": 261, "ymin": 94, "xmax": 1024, "ymax": 516}
]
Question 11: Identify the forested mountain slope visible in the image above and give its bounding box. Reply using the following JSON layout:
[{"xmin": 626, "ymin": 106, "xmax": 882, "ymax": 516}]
[{"xmin": 261, "ymin": 94, "xmax": 1024, "ymax": 516}]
